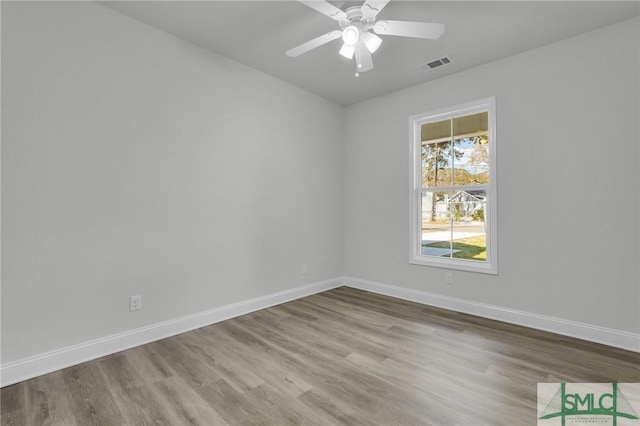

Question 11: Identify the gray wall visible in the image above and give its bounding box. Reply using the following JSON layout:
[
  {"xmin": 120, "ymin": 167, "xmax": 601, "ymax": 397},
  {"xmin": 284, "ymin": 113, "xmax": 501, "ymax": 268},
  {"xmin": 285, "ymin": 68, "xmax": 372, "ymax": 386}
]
[
  {"xmin": 344, "ymin": 17, "xmax": 640, "ymax": 334},
  {"xmin": 1, "ymin": 2, "xmax": 344, "ymax": 363}
]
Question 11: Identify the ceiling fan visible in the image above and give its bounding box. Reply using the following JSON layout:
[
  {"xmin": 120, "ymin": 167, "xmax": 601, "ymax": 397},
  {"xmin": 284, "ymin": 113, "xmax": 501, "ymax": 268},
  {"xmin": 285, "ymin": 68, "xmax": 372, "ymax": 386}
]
[{"xmin": 286, "ymin": 0, "xmax": 445, "ymax": 76}]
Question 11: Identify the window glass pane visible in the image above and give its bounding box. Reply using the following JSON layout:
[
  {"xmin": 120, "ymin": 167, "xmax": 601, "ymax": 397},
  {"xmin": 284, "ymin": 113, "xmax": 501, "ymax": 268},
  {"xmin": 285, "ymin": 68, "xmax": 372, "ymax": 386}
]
[
  {"xmin": 450, "ymin": 190, "xmax": 487, "ymax": 262},
  {"xmin": 420, "ymin": 191, "xmax": 453, "ymax": 257},
  {"xmin": 452, "ymin": 112, "xmax": 489, "ymax": 186},
  {"xmin": 420, "ymin": 190, "xmax": 487, "ymax": 261},
  {"xmin": 421, "ymin": 119, "xmax": 452, "ymax": 187}
]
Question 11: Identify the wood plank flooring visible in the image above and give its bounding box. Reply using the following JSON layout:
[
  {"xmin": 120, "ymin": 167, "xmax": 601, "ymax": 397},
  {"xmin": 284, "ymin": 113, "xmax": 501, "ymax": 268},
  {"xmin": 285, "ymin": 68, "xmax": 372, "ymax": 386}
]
[{"xmin": 2, "ymin": 287, "xmax": 639, "ymax": 425}]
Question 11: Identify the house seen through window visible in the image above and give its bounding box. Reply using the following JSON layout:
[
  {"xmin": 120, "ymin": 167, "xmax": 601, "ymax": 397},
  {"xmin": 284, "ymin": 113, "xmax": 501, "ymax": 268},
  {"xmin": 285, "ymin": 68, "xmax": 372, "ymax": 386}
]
[{"xmin": 410, "ymin": 98, "xmax": 497, "ymax": 274}]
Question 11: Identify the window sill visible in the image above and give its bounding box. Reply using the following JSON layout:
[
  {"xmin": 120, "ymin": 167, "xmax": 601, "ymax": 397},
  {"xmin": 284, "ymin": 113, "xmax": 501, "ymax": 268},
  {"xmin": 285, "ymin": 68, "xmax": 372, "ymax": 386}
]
[{"xmin": 409, "ymin": 256, "xmax": 497, "ymax": 275}]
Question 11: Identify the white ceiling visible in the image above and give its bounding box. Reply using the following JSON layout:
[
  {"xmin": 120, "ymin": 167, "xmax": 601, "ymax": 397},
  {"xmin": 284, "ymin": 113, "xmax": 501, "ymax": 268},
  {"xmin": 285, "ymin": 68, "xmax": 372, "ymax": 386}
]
[{"xmin": 101, "ymin": 1, "xmax": 640, "ymax": 105}]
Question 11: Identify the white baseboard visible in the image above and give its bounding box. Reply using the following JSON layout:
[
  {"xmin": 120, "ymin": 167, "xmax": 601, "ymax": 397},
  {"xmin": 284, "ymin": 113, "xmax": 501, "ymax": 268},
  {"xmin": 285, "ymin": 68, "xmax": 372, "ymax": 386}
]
[
  {"xmin": 4, "ymin": 276, "xmax": 637, "ymax": 387},
  {"xmin": 0, "ymin": 278, "xmax": 343, "ymax": 387},
  {"xmin": 344, "ymin": 276, "xmax": 640, "ymax": 353}
]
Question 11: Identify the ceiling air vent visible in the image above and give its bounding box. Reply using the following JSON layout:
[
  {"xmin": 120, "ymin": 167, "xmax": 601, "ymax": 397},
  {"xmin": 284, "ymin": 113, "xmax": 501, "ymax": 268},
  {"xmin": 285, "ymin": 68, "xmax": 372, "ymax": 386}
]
[{"xmin": 418, "ymin": 56, "xmax": 452, "ymax": 72}]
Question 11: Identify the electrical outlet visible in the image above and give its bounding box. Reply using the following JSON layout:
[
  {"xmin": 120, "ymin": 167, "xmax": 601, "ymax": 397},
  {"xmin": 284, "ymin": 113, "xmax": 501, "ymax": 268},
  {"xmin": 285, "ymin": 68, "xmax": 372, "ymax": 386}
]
[
  {"xmin": 129, "ymin": 295, "xmax": 142, "ymax": 311},
  {"xmin": 445, "ymin": 272, "xmax": 453, "ymax": 284},
  {"xmin": 300, "ymin": 264, "xmax": 308, "ymax": 275}
]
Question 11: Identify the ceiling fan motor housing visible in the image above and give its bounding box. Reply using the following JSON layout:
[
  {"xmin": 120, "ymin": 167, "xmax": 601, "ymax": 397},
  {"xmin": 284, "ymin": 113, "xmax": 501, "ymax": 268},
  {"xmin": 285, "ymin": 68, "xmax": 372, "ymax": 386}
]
[{"xmin": 340, "ymin": 6, "xmax": 375, "ymax": 30}]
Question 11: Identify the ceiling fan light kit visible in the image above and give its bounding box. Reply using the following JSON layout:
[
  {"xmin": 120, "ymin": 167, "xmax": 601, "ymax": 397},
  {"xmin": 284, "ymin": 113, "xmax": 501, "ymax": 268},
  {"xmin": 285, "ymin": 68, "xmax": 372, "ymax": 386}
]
[
  {"xmin": 286, "ymin": 0, "xmax": 445, "ymax": 76},
  {"xmin": 362, "ymin": 32, "xmax": 382, "ymax": 54},
  {"xmin": 339, "ymin": 43, "xmax": 355, "ymax": 59},
  {"xmin": 342, "ymin": 25, "xmax": 360, "ymax": 45}
]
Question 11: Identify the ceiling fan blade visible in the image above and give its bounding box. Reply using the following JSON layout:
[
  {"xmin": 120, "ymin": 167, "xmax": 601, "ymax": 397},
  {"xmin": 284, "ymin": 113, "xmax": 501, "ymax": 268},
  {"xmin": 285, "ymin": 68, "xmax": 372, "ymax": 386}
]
[
  {"xmin": 373, "ymin": 20, "xmax": 445, "ymax": 39},
  {"xmin": 361, "ymin": 0, "xmax": 391, "ymax": 18},
  {"xmin": 298, "ymin": 0, "xmax": 347, "ymax": 21},
  {"xmin": 286, "ymin": 30, "xmax": 343, "ymax": 57},
  {"xmin": 355, "ymin": 45, "xmax": 374, "ymax": 72}
]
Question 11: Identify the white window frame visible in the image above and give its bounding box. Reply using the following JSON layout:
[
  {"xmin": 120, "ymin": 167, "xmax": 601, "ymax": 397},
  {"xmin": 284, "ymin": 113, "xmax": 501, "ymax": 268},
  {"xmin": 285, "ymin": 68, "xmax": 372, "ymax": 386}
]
[{"xmin": 409, "ymin": 97, "xmax": 497, "ymax": 274}]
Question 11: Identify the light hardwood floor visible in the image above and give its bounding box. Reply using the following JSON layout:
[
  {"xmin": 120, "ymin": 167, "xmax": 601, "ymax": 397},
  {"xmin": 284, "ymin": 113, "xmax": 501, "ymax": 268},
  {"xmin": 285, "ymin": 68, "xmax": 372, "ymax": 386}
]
[{"xmin": 2, "ymin": 287, "xmax": 639, "ymax": 425}]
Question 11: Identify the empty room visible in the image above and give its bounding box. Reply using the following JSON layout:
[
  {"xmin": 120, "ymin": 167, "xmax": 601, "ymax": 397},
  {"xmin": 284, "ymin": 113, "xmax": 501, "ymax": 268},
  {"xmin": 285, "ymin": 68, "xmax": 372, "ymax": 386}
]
[{"xmin": 1, "ymin": 1, "xmax": 639, "ymax": 425}]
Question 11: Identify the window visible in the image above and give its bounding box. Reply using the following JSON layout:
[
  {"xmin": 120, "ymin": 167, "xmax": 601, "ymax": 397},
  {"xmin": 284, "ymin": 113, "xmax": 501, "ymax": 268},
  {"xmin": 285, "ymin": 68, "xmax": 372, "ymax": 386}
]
[{"xmin": 409, "ymin": 97, "xmax": 497, "ymax": 274}]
